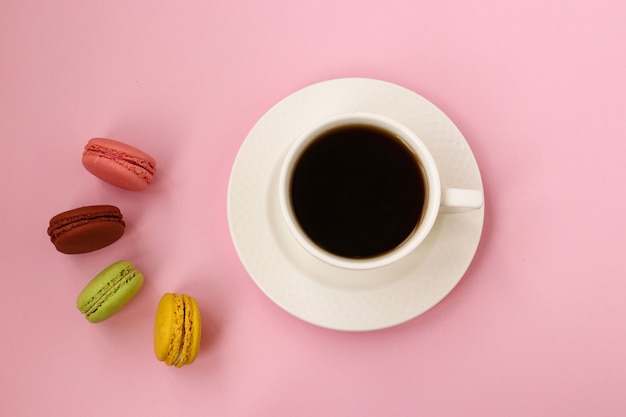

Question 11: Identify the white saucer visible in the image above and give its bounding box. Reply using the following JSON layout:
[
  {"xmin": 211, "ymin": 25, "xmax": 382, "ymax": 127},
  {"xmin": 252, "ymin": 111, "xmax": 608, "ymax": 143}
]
[{"xmin": 227, "ymin": 78, "xmax": 484, "ymax": 331}]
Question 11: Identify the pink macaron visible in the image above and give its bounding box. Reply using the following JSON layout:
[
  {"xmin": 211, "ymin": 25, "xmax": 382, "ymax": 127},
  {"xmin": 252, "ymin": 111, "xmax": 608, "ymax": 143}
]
[{"xmin": 82, "ymin": 138, "xmax": 157, "ymax": 191}]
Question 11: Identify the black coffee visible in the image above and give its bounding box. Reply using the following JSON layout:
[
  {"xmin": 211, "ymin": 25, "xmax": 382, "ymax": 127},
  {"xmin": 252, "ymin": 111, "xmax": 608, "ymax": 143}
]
[{"xmin": 290, "ymin": 124, "xmax": 426, "ymax": 259}]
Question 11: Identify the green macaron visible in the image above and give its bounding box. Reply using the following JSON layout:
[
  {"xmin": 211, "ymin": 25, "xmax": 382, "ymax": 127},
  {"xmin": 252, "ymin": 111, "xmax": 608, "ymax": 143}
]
[{"xmin": 77, "ymin": 261, "xmax": 144, "ymax": 323}]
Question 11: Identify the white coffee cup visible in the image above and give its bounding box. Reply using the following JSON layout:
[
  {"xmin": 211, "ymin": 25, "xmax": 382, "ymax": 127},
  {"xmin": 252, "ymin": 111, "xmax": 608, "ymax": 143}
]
[{"xmin": 278, "ymin": 112, "xmax": 483, "ymax": 270}]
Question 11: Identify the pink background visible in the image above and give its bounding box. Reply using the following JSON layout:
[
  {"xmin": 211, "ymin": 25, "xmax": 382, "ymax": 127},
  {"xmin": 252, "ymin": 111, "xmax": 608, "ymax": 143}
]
[{"xmin": 2, "ymin": 0, "xmax": 625, "ymax": 415}]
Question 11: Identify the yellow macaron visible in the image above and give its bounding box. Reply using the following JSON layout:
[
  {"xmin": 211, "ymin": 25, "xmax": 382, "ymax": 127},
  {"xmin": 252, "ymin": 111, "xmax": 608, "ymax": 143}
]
[{"xmin": 154, "ymin": 293, "xmax": 201, "ymax": 367}]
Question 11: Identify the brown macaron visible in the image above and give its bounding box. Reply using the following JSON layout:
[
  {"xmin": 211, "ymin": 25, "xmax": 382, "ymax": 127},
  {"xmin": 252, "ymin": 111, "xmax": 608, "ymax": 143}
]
[{"xmin": 47, "ymin": 205, "xmax": 125, "ymax": 254}]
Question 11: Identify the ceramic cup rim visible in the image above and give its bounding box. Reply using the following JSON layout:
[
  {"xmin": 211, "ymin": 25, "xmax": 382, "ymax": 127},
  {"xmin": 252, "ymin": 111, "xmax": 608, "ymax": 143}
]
[{"xmin": 278, "ymin": 112, "xmax": 442, "ymax": 270}]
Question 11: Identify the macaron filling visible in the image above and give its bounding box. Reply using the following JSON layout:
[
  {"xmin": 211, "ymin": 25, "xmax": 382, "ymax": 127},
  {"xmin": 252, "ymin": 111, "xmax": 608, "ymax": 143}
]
[
  {"xmin": 180, "ymin": 295, "xmax": 194, "ymax": 366},
  {"xmin": 171, "ymin": 297, "xmax": 188, "ymax": 367},
  {"xmin": 47, "ymin": 213, "xmax": 124, "ymax": 242},
  {"xmin": 79, "ymin": 265, "xmax": 140, "ymax": 319},
  {"xmin": 83, "ymin": 144, "xmax": 156, "ymax": 175}
]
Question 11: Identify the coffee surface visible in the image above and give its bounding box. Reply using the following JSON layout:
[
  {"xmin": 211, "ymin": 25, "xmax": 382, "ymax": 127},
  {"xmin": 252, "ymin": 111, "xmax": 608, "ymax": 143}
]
[{"xmin": 290, "ymin": 125, "xmax": 426, "ymax": 258}]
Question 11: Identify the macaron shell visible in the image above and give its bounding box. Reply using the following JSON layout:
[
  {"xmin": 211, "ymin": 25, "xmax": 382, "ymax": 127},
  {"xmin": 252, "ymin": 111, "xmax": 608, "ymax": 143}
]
[
  {"xmin": 82, "ymin": 138, "xmax": 156, "ymax": 191},
  {"xmin": 154, "ymin": 293, "xmax": 180, "ymax": 364},
  {"xmin": 77, "ymin": 261, "xmax": 144, "ymax": 323},
  {"xmin": 53, "ymin": 220, "xmax": 125, "ymax": 254},
  {"xmin": 154, "ymin": 293, "xmax": 201, "ymax": 367},
  {"xmin": 48, "ymin": 205, "xmax": 125, "ymax": 254}
]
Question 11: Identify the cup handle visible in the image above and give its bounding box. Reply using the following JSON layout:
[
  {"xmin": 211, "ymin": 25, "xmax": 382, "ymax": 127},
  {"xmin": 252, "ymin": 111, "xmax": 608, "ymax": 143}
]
[{"xmin": 440, "ymin": 187, "xmax": 483, "ymax": 213}]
